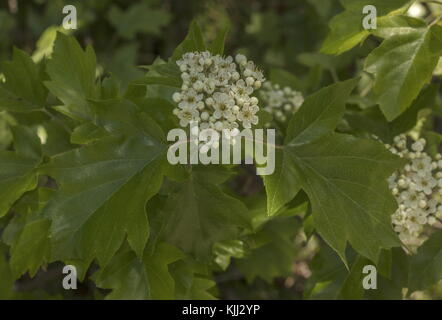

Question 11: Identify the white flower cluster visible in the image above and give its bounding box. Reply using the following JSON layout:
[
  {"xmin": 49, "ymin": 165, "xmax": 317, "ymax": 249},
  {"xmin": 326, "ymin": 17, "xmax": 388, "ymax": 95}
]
[
  {"xmin": 172, "ymin": 51, "xmax": 265, "ymax": 133},
  {"xmin": 387, "ymin": 135, "xmax": 442, "ymax": 250},
  {"xmin": 259, "ymin": 82, "xmax": 304, "ymax": 122}
]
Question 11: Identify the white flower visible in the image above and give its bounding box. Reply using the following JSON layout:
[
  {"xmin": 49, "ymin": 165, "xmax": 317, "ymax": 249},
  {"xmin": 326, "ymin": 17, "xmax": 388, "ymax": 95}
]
[
  {"xmin": 411, "ymin": 139, "xmax": 425, "ymax": 152},
  {"xmin": 212, "ymin": 92, "xmax": 235, "ymax": 119},
  {"xmin": 411, "ymin": 157, "xmax": 432, "ymax": 176},
  {"xmin": 237, "ymin": 105, "xmax": 259, "ymax": 129},
  {"xmin": 178, "ymin": 88, "xmax": 203, "ymax": 109},
  {"xmin": 177, "ymin": 106, "xmax": 199, "ymax": 127},
  {"xmin": 387, "ymin": 135, "xmax": 442, "ymax": 252},
  {"xmin": 413, "ymin": 174, "xmax": 437, "ymax": 195},
  {"xmin": 172, "ymin": 51, "xmax": 265, "ymax": 135},
  {"xmin": 400, "ymin": 190, "xmax": 422, "ymax": 209},
  {"xmin": 232, "ymin": 79, "xmax": 253, "ymax": 100}
]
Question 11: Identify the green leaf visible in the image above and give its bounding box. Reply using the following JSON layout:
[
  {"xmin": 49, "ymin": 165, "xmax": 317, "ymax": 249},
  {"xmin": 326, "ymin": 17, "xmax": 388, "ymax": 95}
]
[
  {"xmin": 31, "ymin": 26, "xmax": 65, "ymax": 63},
  {"xmin": 147, "ymin": 58, "xmax": 181, "ymax": 78},
  {"xmin": 107, "ymin": 3, "xmax": 171, "ymax": 39},
  {"xmin": 170, "ymin": 259, "xmax": 217, "ymax": 299},
  {"xmin": 0, "ymin": 245, "xmax": 15, "ymax": 299},
  {"xmin": 172, "ymin": 21, "xmax": 206, "ymax": 61},
  {"xmin": 185, "ymin": 277, "xmax": 217, "ymax": 300},
  {"xmin": 308, "ymin": 248, "xmax": 397, "ymax": 300},
  {"xmin": 269, "ymin": 68, "xmax": 304, "ymax": 92},
  {"xmin": 408, "ymin": 231, "xmax": 442, "ymax": 292},
  {"xmin": 44, "ymin": 33, "xmax": 99, "ymax": 121},
  {"xmin": 208, "ymin": 26, "xmax": 229, "ymax": 55},
  {"xmin": 70, "ymin": 122, "xmax": 108, "ymax": 145},
  {"xmin": 135, "ymin": 98, "xmax": 179, "ymax": 133},
  {"xmin": 236, "ymin": 216, "xmax": 301, "ymax": 283},
  {"xmin": 264, "ymin": 79, "xmax": 358, "ymax": 215},
  {"xmin": 264, "ymin": 80, "xmax": 404, "ymax": 262},
  {"xmin": 40, "ymin": 119, "xmax": 74, "ymax": 157},
  {"xmin": 287, "ymin": 134, "xmax": 402, "ymax": 263},
  {"xmin": 132, "ymin": 76, "xmax": 182, "ymax": 88},
  {"xmin": 93, "ymin": 242, "xmax": 183, "ymax": 299},
  {"xmin": 9, "ymin": 219, "xmax": 51, "ymax": 278},
  {"xmin": 423, "ymin": 131, "xmax": 442, "ymax": 157},
  {"xmin": 0, "ymin": 126, "xmax": 41, "ymax": 218},
  {"xmin": 304, "ymin": 242, "xmax": 350, "ymax": 299},
  {"xmin": 263, "ymin": 148, "xmax": 303, "ymax": 217},
  {"xmin": 153, "ymin": 167, "xmax": 250, "ymax": 260},
  {"xmin": 40, "ymin": 107, "xmax": 167, "ymax": 267},
  {"xmin": 346, "ymin": 84, "xmax": 439, "ymax": 142},
  {"xmin": 2, "ymin": 187, "xmax": 54, "ymax": 246},
  {"xmin": 365, "ymin": 24, "xmax": 442, "ymax": 121},
  {"xmin": 1, "ymin": 170, "xmax": 52, "ymax": 280},
  {"xmin": 104, "ymin": 44, "xmax": 144, "ymax": 88},
  {"xmin": 373, "ymin": 15, "xmax": 427, "ymax": 39},
  {"xmin": 0, "ymin": 48, "xmax": 47, "ymax": 112},
  {"xmin": 285, "ymin": 78, "xmax": 359, "ymax": 145},
  {"xmin": 366, "ymin": 248, "xmax": 409, "ymax": 300},
  {"xmin": 337, "ymin": 255, "xmax": 370, "ymax": 299},
  {"xmin": 101, "ymin": 74, "xmax": 121, "ymax": 100},
  {"xmin": 321, "ymin": 0, "xmax": 411, "ymax": 55}
]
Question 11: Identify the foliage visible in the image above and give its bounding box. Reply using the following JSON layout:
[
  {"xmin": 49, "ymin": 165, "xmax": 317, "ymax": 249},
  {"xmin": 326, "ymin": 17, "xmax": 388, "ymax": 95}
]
[{"xmin": 0, "ymin": 0, "xmax": 441, "ymax": 300}]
